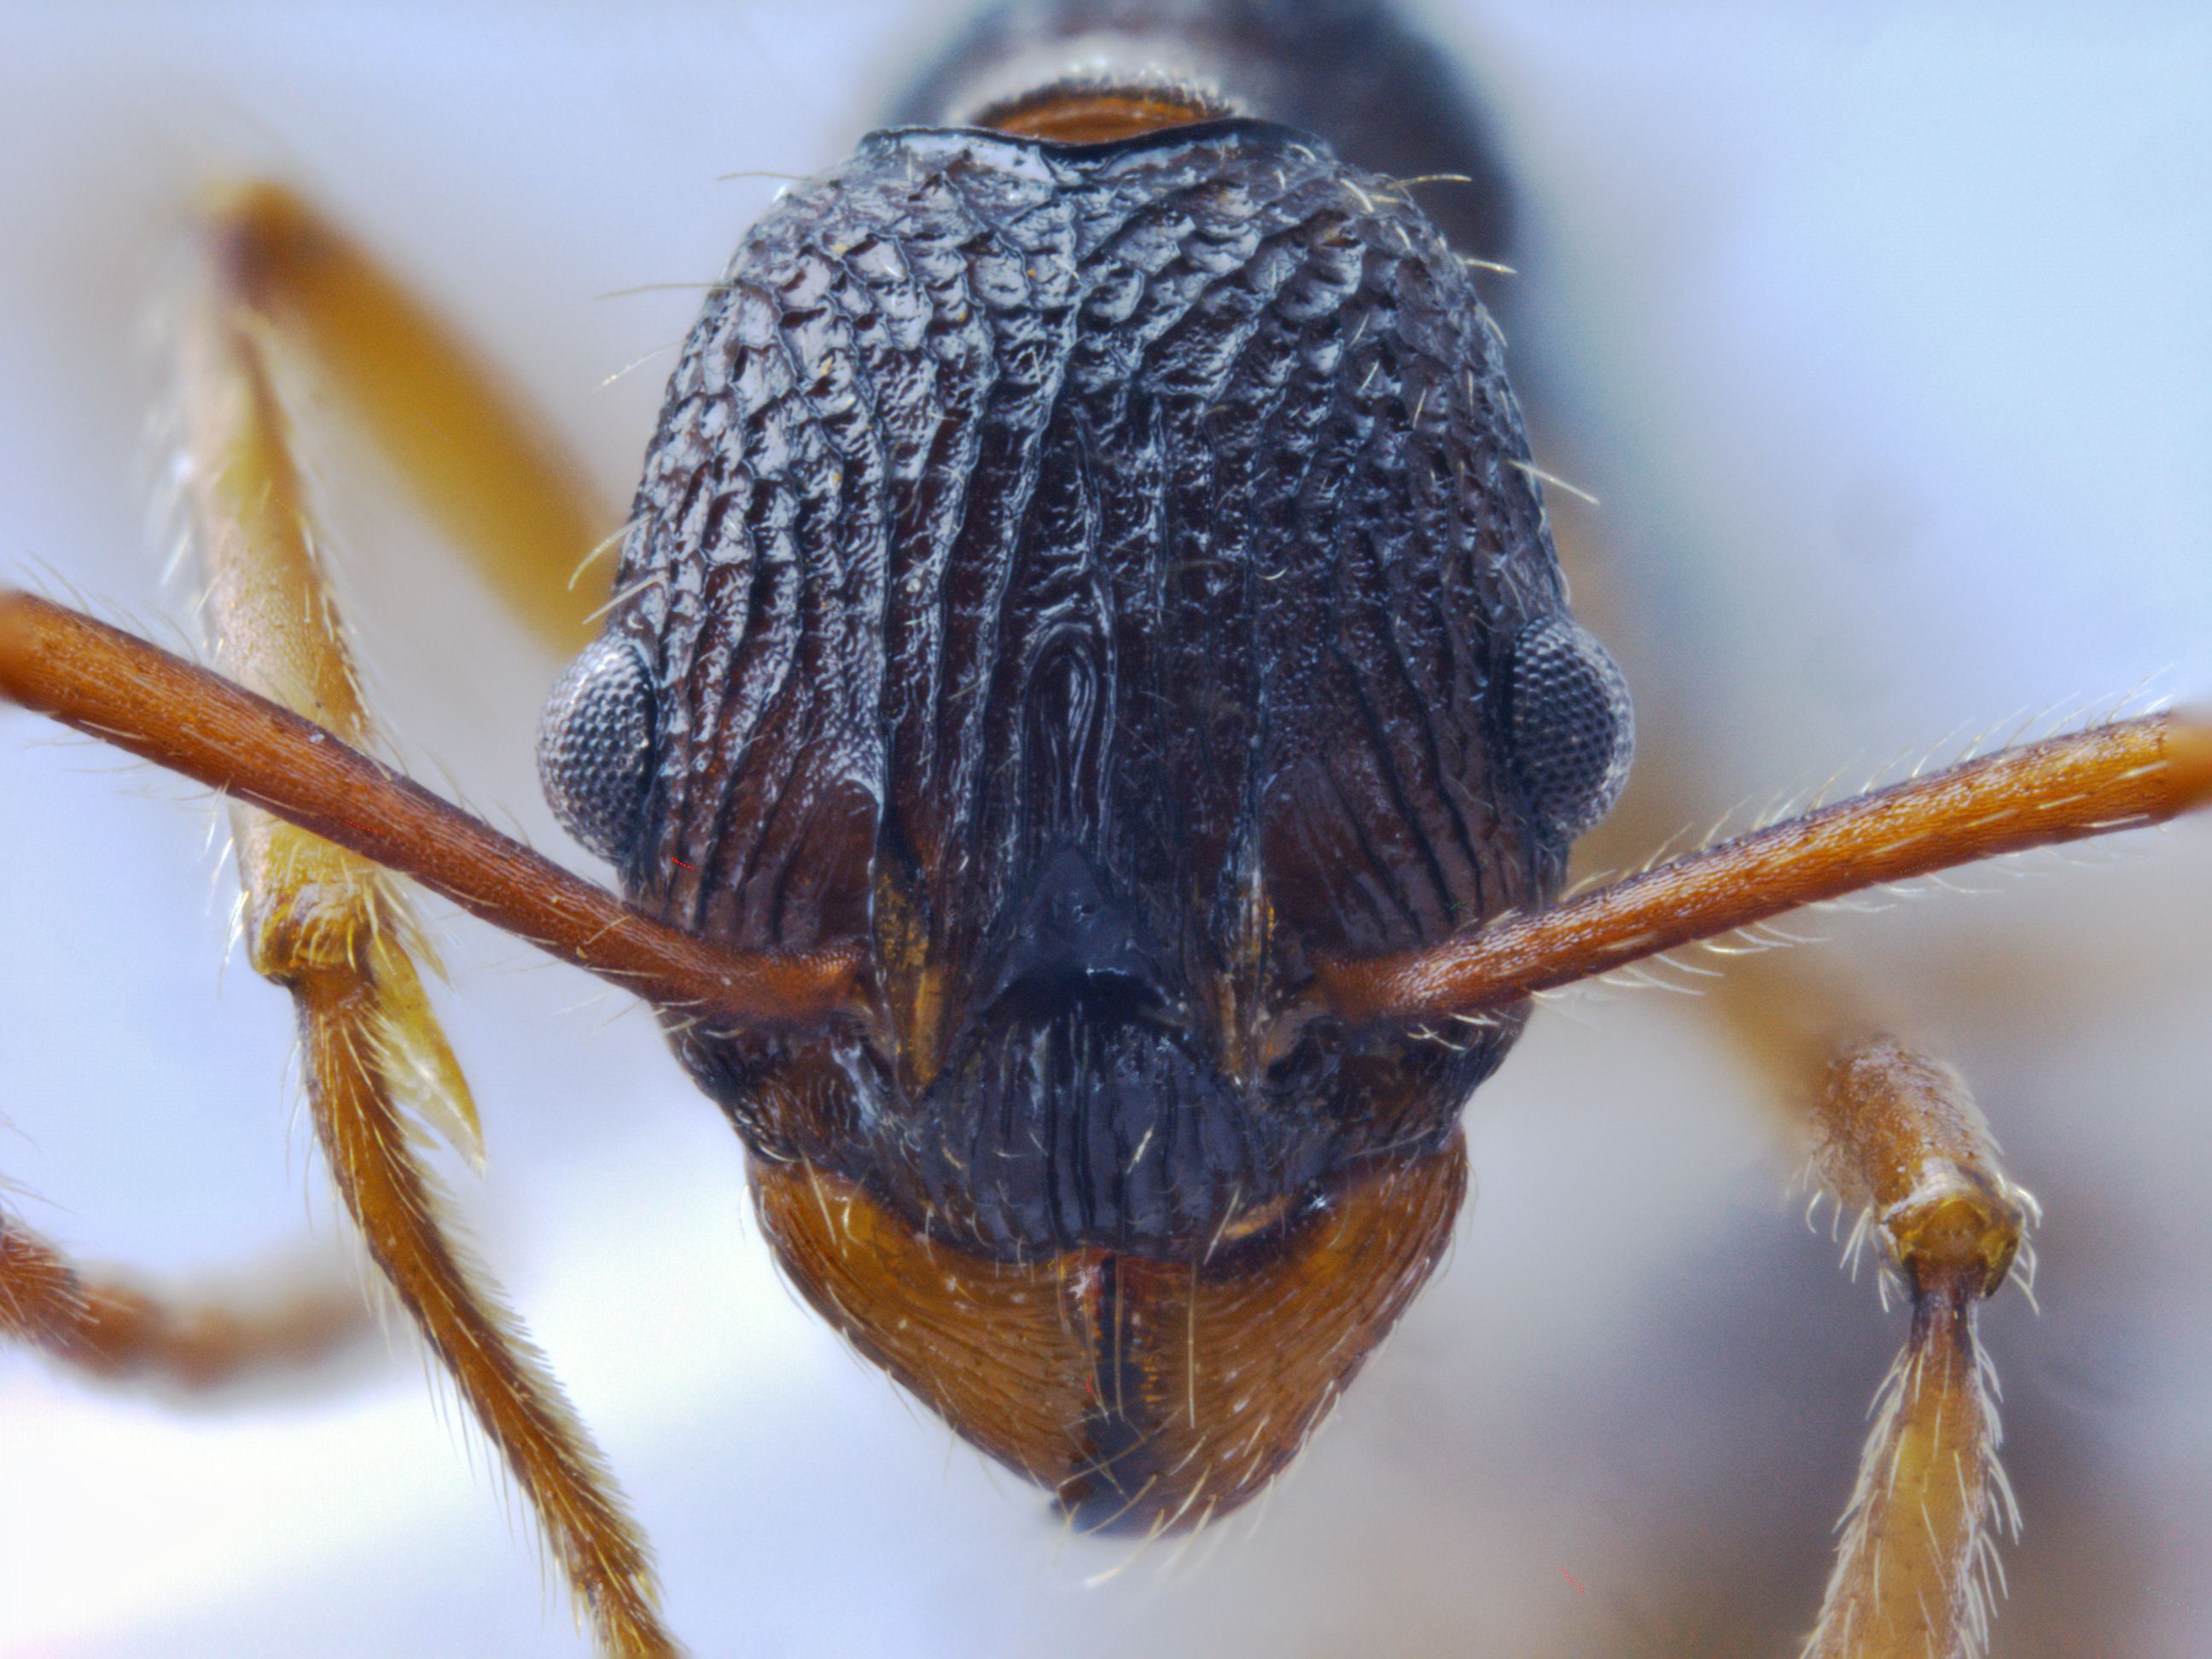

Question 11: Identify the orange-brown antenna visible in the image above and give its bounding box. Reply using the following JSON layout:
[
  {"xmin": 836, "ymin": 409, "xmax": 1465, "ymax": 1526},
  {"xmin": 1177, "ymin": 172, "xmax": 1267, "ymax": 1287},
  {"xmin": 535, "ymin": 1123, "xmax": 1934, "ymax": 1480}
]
[
  {"xmin": 0, "ymin": 591, "xmax": 862, "ymax": 1027},
  {"xmin": 1316, "ymin": 712, "xmax": 2212, "ymax": 1024}
]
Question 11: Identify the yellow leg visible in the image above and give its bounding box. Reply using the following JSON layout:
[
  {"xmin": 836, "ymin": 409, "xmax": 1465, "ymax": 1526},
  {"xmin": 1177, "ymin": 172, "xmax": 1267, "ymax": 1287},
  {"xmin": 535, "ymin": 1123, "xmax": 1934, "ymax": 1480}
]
[
  {"xmin": 0, "ymin": 1210, "xmax": 364, "ymax": 1389},
  {"xmin": 1799, "ymin": 1039, "xmax": 2033, "ymax": 1659},
  {"xmin": 172, "ymin": 189, "xmax": 671, "ymax": 1655},
  {"xmin": 202, "ymin": 179, "xmax": 615, "ymax": 655},
  {"xmin": 1527, "ymin": 591, "xmax": 2040, "ymax": 1655}
]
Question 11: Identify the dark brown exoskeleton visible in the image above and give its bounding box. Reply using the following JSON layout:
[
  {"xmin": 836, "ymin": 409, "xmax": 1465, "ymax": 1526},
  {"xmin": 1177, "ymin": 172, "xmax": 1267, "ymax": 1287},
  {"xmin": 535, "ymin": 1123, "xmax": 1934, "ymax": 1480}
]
[
  {"xmin": 538, "ymin": 3, "xmax": 1621, "ymax": 1529},
  {"xmin": 5, "ymin": 2, "xmax": 2206, "ymax": 1652}
]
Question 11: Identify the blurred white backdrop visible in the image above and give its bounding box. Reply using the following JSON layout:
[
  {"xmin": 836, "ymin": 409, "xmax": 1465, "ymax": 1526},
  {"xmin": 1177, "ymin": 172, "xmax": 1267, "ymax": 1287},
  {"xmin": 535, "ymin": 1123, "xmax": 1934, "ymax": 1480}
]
[{"xmin": 1, "ymin": 4, "xmax": 2207, "ymax": 1655}]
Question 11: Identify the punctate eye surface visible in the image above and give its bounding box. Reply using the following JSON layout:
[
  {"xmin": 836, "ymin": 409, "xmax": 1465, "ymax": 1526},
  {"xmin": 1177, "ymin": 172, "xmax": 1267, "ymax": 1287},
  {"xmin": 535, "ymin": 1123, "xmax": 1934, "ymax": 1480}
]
[
  {"xmin": 1502, "ymin": 613, "xmax": 1634, "ymax": 841},
  {"xmin": 537, "ymin": 634, "xmax": 657, "ymax": 864}
]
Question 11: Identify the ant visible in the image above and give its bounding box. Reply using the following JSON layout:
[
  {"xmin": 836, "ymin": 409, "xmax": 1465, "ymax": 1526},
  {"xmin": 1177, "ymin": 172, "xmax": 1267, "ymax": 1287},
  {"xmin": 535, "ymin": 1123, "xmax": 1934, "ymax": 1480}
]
[{"xmin": 4, "ymin": 3, "xmax": 2212, "ymax": 1659}]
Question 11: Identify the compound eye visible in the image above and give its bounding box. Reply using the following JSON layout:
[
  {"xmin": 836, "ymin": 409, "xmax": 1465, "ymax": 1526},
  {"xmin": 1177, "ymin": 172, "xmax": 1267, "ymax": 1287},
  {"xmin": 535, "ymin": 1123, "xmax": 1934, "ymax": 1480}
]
[
  {"xmin": 537, "ymin": 635, "xmax": 656, "ymax": 863},
  {"xmin": 1502, "ymin": 613, "xmax": 1634, "ymax": 841}
]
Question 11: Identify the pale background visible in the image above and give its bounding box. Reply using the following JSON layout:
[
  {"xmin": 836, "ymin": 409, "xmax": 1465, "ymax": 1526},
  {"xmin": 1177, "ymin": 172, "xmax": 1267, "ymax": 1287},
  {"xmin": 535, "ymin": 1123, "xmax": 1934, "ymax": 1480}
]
[{"xmin": 2, "ymin": 4, "xmax": 2208, "ymax": 1655}]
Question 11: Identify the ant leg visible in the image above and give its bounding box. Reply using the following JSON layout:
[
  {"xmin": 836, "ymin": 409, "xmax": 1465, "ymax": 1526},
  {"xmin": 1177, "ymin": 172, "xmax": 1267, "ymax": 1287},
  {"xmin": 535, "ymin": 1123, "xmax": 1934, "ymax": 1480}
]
[
  {"xmin": 293, "ymin": 962, "xmax": 672, "ymax": 1654},
  {"xmin": 200, "ymin": 180, "xmax": 616, "ymax": 651},
  {"xmin": 1799, "ymin": 1039, "xmax": 2033, "ymax": 1659},
  {"xmin": 107, "ymin": 211, "xmax": 671, "ymax": 1653},
  {"xmin": 0, "ymin": 1211, "xmax": 364, "ymax": 1389}
]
